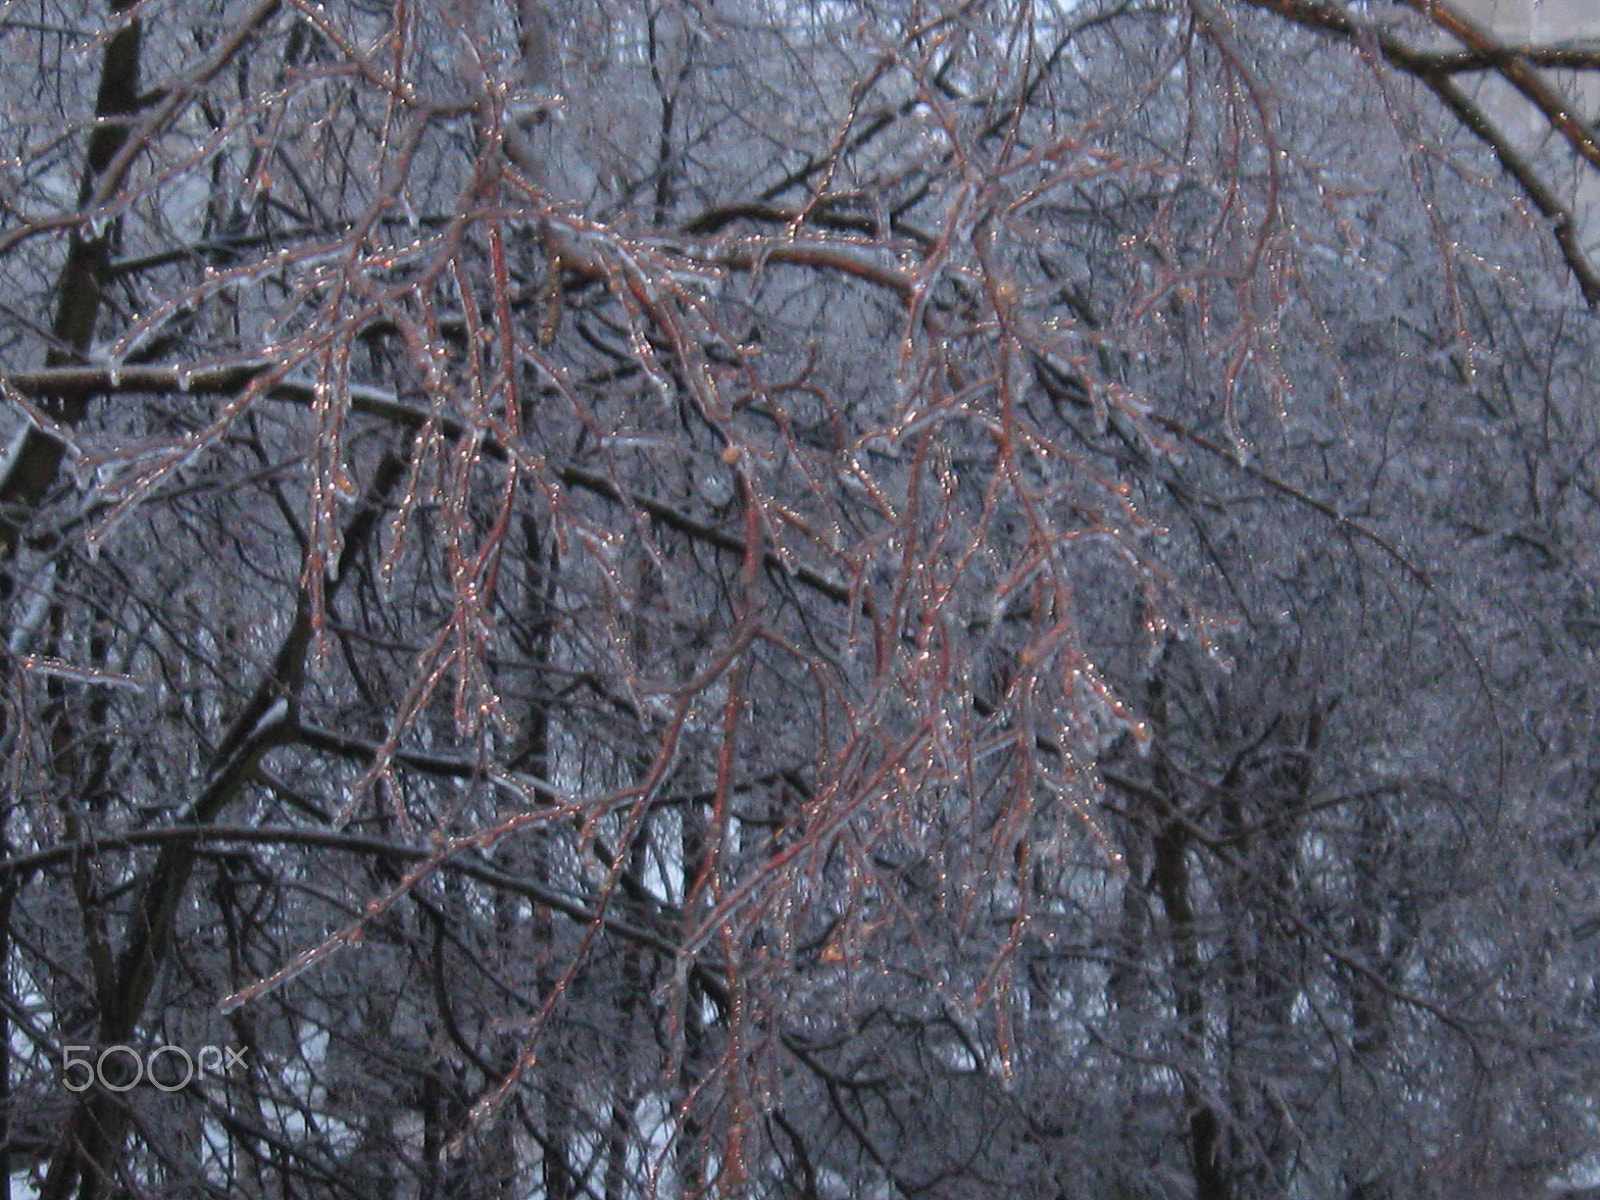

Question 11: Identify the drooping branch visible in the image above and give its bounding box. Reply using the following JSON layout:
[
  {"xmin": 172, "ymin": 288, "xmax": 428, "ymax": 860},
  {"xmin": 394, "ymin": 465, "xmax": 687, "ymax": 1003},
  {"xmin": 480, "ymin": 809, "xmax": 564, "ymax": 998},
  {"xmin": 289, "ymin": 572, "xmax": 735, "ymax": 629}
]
[
  {"xmin": 2, "ymin": 363, "xmax": 860, "ymax": 607},
  {"xmin": 0, "ymin": 824, "xmax": 686, "ymax": 964}
]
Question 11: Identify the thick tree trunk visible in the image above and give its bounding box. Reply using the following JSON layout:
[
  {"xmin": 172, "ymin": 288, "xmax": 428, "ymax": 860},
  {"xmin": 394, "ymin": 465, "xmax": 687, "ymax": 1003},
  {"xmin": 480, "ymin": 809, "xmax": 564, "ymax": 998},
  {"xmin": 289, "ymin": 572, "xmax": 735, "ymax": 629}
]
[
  {"xmin": 0, "ymin": 0, "xmax": 143, "ymax": 577},
  {"xmin": 1146, "ymin": 656, "xmax": 1230, "ymax": 1200},
  {"xmin": 12, "ymin": 10, "xmax": 143, "ymax": 1200},
  {"xmin": 1152, "ymin": 818, "xmax": 1230, "ymax": 1200}
]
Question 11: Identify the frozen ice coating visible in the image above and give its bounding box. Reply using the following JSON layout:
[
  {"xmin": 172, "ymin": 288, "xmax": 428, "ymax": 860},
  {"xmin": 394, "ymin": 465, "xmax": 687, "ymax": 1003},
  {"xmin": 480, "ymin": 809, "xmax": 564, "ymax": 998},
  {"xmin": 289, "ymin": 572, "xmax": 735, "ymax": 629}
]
[{"xmin": 4, "ymin": 0, "xmax": 1600, "ymax": 1196}]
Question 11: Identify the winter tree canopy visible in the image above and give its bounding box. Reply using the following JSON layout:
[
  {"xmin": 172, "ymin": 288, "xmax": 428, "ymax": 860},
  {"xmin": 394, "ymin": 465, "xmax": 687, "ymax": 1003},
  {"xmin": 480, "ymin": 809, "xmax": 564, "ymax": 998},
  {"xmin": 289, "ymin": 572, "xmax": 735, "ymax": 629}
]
[{"xmin": 3, "ymin": 1, "xmax": 1600, "ymax": 1198}]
